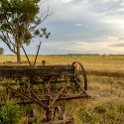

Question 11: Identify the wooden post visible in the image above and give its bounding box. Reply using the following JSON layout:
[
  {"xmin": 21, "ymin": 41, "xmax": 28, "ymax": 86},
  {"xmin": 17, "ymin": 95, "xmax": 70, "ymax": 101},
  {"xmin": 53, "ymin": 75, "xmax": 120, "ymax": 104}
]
[
  {"xmin": 33, "ymin": 42, "xmax": 41, "ymax": 66},
  {"xmin": 22, "ymin": 45, "xmax": 31, "ymax": 66},
  {"xmin": 42, "ymin": 60, "xmax": 46, "ymax": 66}
]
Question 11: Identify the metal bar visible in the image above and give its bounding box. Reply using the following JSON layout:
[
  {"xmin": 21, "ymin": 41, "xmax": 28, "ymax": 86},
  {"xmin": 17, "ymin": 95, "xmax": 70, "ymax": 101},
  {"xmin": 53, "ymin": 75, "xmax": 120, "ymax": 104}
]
[
  {"xmin": 7, "ymin": 87, "xmax": 48, "ymax": 109},
  {"xmin": 75, "ymin": 79, "xmax": 88, "ymax": 96},
  {"xmin": 29, "ymin": 87, "xmax": 48, "ymax": 109},
  {"xmin": 50, "ymin": 86, "xmax": 67, "ymax": 107},
  {"xmin": 22, "ymin": 45, "xmax": 32, "ymax": 66},
  {"xmin": 1, "ymin": 95, "xmax": 89, "ymax": 105},
  {"xmin": 33, "ymin": 41, "xmax": 41, "ymax": 66}
]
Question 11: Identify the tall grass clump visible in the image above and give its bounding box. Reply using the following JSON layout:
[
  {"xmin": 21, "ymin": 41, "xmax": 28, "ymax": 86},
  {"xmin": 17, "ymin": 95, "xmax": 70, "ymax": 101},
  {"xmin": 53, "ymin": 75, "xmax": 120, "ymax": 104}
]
[
  {"xmin": 78, "ymin": 103, "xmax": 124, "ymax": 124},
  {"xmin": 0, "ymin": 100, "xmax": 23, "ymax": 124},
  {"xmin": 78, "ymin": 108, "xmax": 99, "ymax": 124}
]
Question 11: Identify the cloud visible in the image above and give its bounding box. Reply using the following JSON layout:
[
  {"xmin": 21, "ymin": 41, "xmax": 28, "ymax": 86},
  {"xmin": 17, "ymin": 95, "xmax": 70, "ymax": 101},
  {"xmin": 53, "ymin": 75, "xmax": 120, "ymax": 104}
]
[
  {"xmin": 62, "ymin": 0, "xmax": 73, "ymax": 3},
  {"xmin": 110, "ymin": 43, "xmax": 124, "ymax": 47},
  {"xmin": 39, "ymin": 38, "xmax": 124, "ymax": 54},
  {"xmin": 76, "ymin": 23, "xmax": 82, "ymax": 27},
  {"xmin": 37, "ymin": 0, "xmax": 124, "ymax": 54},
  {"xmin": 3, "ymin": 0, "xmax": 124, "ymax": 54}
]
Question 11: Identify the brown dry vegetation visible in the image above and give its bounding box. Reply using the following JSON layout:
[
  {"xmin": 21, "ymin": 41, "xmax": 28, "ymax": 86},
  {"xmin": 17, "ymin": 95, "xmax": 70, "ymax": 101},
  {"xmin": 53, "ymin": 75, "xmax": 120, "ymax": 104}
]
[{"xmin": 0, "ymin": 55, "xmax": 124, "ymax": 124}]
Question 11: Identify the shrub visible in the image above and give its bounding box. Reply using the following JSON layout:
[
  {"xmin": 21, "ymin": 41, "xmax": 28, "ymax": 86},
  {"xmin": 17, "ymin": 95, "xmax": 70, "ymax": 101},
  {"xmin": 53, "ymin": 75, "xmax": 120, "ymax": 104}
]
[{"xmin": 0, "ymin": 100, "xmax": 23, "ymax": 124}]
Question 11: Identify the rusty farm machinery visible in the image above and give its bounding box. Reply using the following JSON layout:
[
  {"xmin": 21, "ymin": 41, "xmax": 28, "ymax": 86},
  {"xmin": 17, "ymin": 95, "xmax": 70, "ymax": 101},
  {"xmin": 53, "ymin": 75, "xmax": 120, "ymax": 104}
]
[
  {"xmin": 0, "ymin": 42, "xmax": 89, "ymax": 124},
  {"xmin": 0, "ymin": 61, "xmax": 89, "ymax": 124}
]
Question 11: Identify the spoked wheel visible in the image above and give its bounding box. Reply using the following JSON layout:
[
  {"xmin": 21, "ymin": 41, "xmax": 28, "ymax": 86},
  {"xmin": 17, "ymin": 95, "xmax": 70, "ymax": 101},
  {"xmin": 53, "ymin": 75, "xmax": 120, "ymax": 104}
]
[
  {"xmin": 72, "ymin": 61, "xmax": 88, "ymax": 95},
  {"xmin": 53, "ymin": 106, "xmax": 64, "ymax": 120},
  {"xmin": 27, "ymin": 109, "xmax": 37, "ymax": 124},
  {"xmin": 53, "ymin": 106, "xmax": 73, "ymax": 124}
]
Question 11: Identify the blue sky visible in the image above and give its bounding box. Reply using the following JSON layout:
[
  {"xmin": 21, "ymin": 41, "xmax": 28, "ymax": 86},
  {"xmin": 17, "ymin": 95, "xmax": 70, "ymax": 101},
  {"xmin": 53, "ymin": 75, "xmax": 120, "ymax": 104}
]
[{"xmin": 2, "ymin": 0, "xmax": 124, "ymax": 55}]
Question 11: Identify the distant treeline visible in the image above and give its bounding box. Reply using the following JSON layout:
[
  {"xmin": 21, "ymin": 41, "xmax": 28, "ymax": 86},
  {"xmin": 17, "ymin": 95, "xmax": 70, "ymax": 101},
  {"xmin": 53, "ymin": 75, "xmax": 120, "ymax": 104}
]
[
  {"xmin": 68, "ymin": 53, "xmax": 124, "ymax": 56},
  {"xmin": 68, "ymin": 53, "xmax": 99, "ymax": 56},
  {"xmin": 2, "ymin": 53, "xmax": 124, "ymax": 56}
]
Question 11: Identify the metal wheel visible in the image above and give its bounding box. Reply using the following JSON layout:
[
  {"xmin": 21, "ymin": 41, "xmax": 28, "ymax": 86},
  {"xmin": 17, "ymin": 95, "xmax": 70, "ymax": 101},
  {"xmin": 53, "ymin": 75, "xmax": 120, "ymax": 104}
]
[
  {"xmin": 53, "ymin": 106, "xmax": 64, "ymax": 121},
  {"xmin": 72, "ymin": 61, "xmax": 87, "ymax": 91}
]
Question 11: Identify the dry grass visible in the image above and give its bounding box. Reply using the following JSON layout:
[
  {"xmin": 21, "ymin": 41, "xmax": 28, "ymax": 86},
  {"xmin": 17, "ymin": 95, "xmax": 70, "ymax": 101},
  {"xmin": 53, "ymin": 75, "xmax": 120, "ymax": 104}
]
[{"xmin": 0, "ymin": 55, "xmax": 124, "ymax": 124}]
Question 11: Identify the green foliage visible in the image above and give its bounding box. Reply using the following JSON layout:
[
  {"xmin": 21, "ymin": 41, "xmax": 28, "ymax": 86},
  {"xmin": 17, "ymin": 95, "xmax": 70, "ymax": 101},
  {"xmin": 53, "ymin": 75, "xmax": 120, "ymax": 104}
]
[
  {"xmin": 116, "ymin": 103, "xmax": 124, "ymax": 114},
  {"xmin": 0, "ymin": 100, "xmax": 23, "ymax": 124},
  {"xmin": 94, "ymin": 104, "xmax": 106, "ymax": 114},
  {"xmin": 0, "ymin": 0, "xmax": 41, "ymax": 42},
  {"xmin": 105, "ymin": 104, "xmax": 124, "ymax": 123},
  {"xmin": 0, "ymin": 0, "xmax": 50, "ymax": 62},
  {"xmin": 51, "ymin": 83, "xmax": 58, "ymax": 92},
  {"xmin": 78, "ymin": 103, "xmax": 124, "ymax": 124},
  {"xmin": 78, "ymin": 108, "xmax": 98, "ymax": 124},
  {"xmin": 106, "ymin": 108, "xmax": 123, "ymax": 124}
]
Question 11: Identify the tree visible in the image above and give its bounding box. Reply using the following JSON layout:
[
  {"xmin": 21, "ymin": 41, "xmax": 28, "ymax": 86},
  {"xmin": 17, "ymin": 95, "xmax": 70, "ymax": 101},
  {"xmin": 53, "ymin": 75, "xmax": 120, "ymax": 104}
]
[
  {"xmin": 0, "ymin": 0, "xmax": 50, "ymax": 63},
  {"xmin": 0, "ymin": 48, "xmax": 4, "ymax": 55}
]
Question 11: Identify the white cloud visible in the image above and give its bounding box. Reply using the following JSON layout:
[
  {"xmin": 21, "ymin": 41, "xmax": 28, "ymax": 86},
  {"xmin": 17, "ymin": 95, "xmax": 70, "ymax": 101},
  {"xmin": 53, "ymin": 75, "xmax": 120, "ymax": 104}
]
[
  {"xmin": 2, "ymin": 0, "xmax": 124, "ymax": 55},
  {"xmin": 13, "ymin": 0, "xmax": 124, "ymax": 54},
  {"xmin": 41, "ymin": 39, "xmax": 124, "ymax": 54},
  {"xmin": 100, "ymin": 17, "xmax": 124, "ymax": 29},
  {"xmin": 38, "ymin": 0, "xmax": 124, "ymax": 54},
  {"xmin": 76, "ymin": 23, "xmax": 82, "ymax": 27},
  {"xmin": 62, "ymin": 0, "xmax": 73, "ymax": 3}
]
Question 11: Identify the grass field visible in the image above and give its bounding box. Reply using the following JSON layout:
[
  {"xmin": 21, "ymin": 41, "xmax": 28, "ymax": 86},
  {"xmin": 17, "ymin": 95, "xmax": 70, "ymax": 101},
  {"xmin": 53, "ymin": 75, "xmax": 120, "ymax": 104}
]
[{"xmin": 0, "ymin": 55, "xmax": 124, "ymax": 124}]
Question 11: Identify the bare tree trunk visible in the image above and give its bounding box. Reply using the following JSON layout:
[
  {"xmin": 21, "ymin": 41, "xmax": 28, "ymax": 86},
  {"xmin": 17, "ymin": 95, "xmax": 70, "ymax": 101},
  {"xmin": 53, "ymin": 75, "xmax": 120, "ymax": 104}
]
[{"xmin": 17, "ymin": 43, "xmax": 21, "ymax": 63}]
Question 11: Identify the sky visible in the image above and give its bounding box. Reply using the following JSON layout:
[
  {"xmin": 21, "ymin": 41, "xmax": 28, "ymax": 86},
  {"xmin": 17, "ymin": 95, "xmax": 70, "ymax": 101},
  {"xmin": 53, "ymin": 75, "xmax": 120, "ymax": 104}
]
[{"xmin": 1, "ymin": 0, "xmax": 124, "ymax": 55}]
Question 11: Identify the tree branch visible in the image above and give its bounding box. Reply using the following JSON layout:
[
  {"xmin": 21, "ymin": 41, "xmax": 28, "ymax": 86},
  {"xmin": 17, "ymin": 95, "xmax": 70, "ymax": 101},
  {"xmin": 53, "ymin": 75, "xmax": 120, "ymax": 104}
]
[
  {"xmin": 0, "ymin": 30, "xmax": 17, "ymax": 54},
  {"xmin": 0, "ymin": 35, "xmax": 17, "ymax": 54},
  {"xmin": 6, "ymin": 32, "xmax": 16, "ymax": 51},
  {"xmin": 4, "ymin": 12, "xmax": 17, "ymax": 39},
  {"xmin": 40, "ymin": 7, "xmax": 52, "ymax": 23}
]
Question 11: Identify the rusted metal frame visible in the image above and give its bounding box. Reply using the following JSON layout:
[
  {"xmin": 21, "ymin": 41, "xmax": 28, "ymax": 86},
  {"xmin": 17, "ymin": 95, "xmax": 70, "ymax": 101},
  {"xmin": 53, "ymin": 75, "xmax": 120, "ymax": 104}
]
[
  {"xmin": 22, "ymin": 45, "xmax": 32, "ymax": 66},
  {"xmin": 29, "ymin": 87, "xmax": 48, "ymax": 109},
  {"xmin": 46, "ymin": 108, "xmax": 53, "ymax": 123},
  {"xmin": 46, "ymin": 80, "xmax": 52, "ymax": 122},
  {"xmin": 33, "ymin": 41, "xmax": 42, "ymax": 66},
  {"xmin": 27, "ymin": 85, "xmax": 32, "ymax": 97},
  {"xmin": 7, "ymin": 86, "xmax": 48, "ymax": 109},
  {"xmin": 2, "ymin": 95, "xmax": 88, "ymax": 105},
  {"xmin": 0, "ymin": 66, "xmax": 73, "ymax": 79},
  {"xmin": 75, "ymin": 79, "xmax": 88, "ymax": 96},
  {"xmin": 50, "ymin": 85, "xmax": 68, "ymax": 108},
  {"xmin": 53, "ymin": 106, "xmax": 63, "ymax": 121}
]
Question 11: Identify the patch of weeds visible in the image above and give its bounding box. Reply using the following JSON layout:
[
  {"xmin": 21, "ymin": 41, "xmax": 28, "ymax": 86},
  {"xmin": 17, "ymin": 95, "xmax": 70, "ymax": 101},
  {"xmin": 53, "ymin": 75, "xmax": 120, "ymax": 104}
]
[
  {"xmin": 104, "ymin": 103, "xmax": 124, "ymax": 124},
  {"xmin": 94, "ymin": 104, "xmax": 106, "ymax": 114},
  {"xmin": 51, "ymin": 83, "xmax": 58, "ymax": 92},
  {"xmin": 116, "ymin": 103, "xmax": 124, "ymax": 114},
  {"xmin": 0, "ymin": 100, "xmax": 23, "ymax": 124},
  {"xmin": 78, "ymin": 108, "xmax": 99, "ymax": 124},
  {"xmin": 106, "ymin": 108, "xmax": 123, "ymax": 124}
]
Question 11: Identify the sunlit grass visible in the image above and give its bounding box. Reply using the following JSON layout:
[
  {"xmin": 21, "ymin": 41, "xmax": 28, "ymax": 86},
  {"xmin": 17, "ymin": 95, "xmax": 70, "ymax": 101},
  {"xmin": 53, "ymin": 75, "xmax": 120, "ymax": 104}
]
[{"xmin": 0, "ymin": 55, "xmax": 124, "ymax": 123}]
